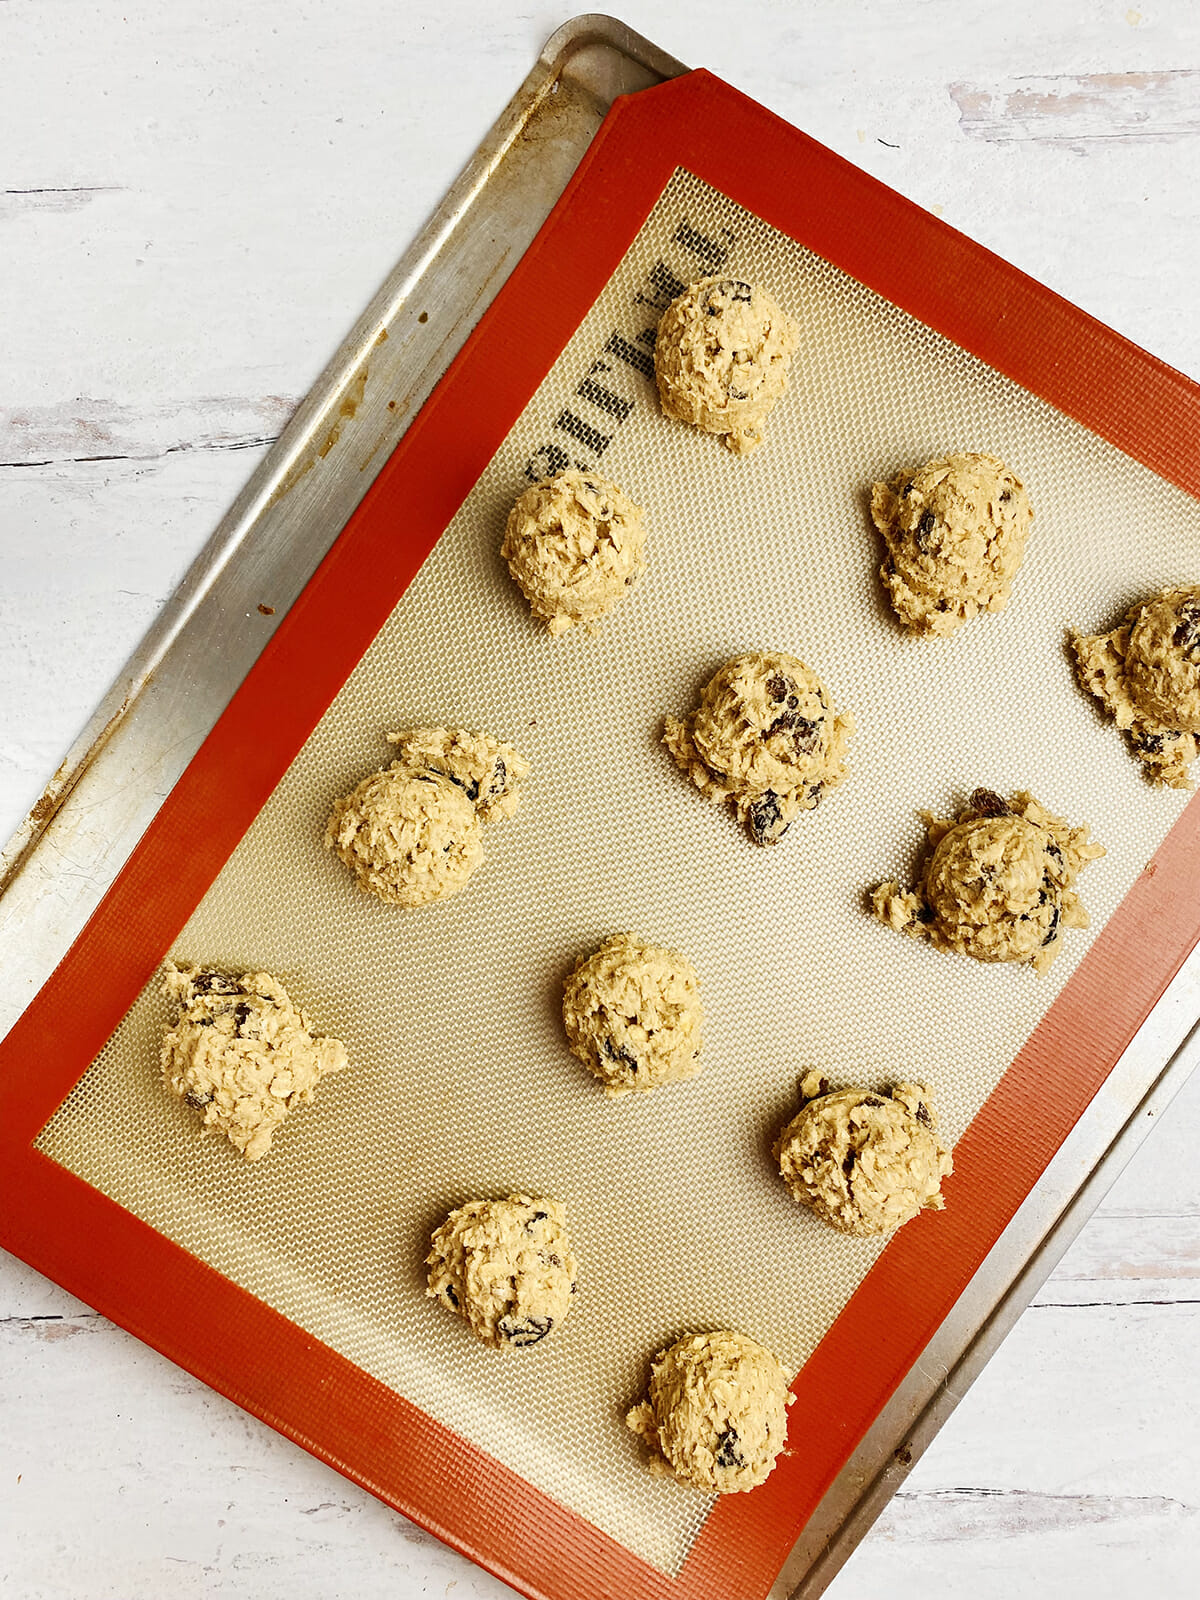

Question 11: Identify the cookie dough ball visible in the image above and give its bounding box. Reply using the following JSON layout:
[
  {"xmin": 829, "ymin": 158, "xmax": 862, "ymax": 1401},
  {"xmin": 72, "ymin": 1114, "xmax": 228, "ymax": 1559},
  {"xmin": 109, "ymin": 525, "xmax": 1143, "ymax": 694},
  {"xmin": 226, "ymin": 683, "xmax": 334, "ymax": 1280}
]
[
  {"xmin": 626, "ymin": 1331, "xmax": 792, "ymax": 1493},
  {"xmin": 871, "ymin": 788, "xmax": 1104, "ymax": 975},
  {"xmin": 871, "ymin": 452, "xmax": 1033, "ymax": 636},
  {"xmin": 655, "ymin": 277, "xmax": 800, "ymax": 456},
  {"xmin": 161, "ymin": 964, "xmax": 347, "ymax": 1161},
  {"xmin": 1072, "ymin": 586, "xmax": 1200, "ymax": 788},
  {"xmin": 501, "ymin": 471, "xmax": 647, "ymax": 635},
  {"xmin": 426, "ymin": 1195, "xmax": 578, "ymax": 1349},
  {"xmin": 663, "ymin": 651, "xmax": 854, "ymax": 845},
  {"xmin": 774, "ymin": 1072, "xmax": 951, "ymax": 1236},
  {"xmin": 562, "ymin": 933, "xmax": 703, "ymax": 1097},
  {"xmin": 324, "ymin": 727, "xmax": 528, "ymax": 906}
]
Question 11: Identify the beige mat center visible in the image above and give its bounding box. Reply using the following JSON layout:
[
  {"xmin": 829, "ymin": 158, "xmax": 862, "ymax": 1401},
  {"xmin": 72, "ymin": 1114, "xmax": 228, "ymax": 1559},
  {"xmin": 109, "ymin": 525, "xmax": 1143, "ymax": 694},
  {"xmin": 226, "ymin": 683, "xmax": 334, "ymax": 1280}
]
[{"xmin": 38, "ymin": 169, "xmax": 1199, "ymax": 1575}]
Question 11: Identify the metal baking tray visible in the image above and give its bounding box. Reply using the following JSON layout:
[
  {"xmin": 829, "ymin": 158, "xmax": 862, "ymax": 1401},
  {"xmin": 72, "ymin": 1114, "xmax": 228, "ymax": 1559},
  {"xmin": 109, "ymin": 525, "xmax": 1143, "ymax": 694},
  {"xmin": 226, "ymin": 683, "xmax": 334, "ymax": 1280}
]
[{"xmin": 4, "ymin": 16, "xmax": 1200, "ymax": 1599}]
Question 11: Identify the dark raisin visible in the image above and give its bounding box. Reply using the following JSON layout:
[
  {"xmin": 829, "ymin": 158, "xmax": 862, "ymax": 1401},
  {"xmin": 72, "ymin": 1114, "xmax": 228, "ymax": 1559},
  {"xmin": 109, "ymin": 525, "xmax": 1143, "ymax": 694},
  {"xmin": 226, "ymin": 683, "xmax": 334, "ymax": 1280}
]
[
  {"xmin": 714, "ymin": 1427, "xmax": 744, "ymax": 1469},
  {"xmin": 184, "ymin": 1088, "xmax": 212, "ymax": 1109},
  {"xmin": 194, "ymin": 1017, "xmax": 214, "ymax": 1028},
  {"xmin": 915, "ymin": 1102, "xmax": 931, "ymax": 1126},
  {"xmin": 728, "ymin": 387, "xmax": 749, "ymax": 400},
  {"xmin": 766, "ymin": 673, "xmax": 791, "ymax": 702},
  {"xmin": 542, "ymin": 1252, "xmax": 562, "ymax": 1268},
  {"xmin": 771, "ymin": 715, "xmax": 821, "ymax": 756},
  {"xmin": 747, "ymin": 790, "xmax": 790, "ymax": 846},
  {"xmin": 915, "ymin": 904, "xmax": 936, "ymax": 924},
  {"xmin": 601, "ymin": 1036, "xmax": 640, "ymax": 1076},
  {"xmin": 444, "ymin": 1284, "xmax": 459, "ymax": 1309},
  {"xmin": 464, "ymin": 779, "xmax": 481, "ymax": 802},
  {"xmin": 1135, "ymin": 731, "xmax": 1166, "ymax": 755},
  {"xmin": 969, "ymin": 788, "xmax": 1010, "ymax": 818},
  {"xmin": 498, "ymin": 1315, "xmax": 552, "ymax": 1347},
  {"xmin": 525, "ymin": 1210, "xmax": 549, "ymax": 1231},
  {"xmin": 842, "ymin": 1150, "xmax": 856, "ymax": 1178},
  {"xmin": 192, "ymin": 972, "xmax": 239, "ymax": 996},
  {"xmin": 1000, "ymin": 488, "xmax": 1013, "ymax": 504},
  {"xmin": 900, "ymin": 479, "xmax": 917, "ymax": 499},
  {"xmin": 233, "ymin": 1001, "xmax": 254, "ymax": 1033},
  {"xmin": 915, "ymin": 509, "xmax": 936, "ymax": 550},
  {"xmin": 1041, "ymin": 898, "xmax": 1061, "ymax": 948},
  {"xmin": 583, "ymin": 480, "xmax": 599, "ymax": 495},
  {"xmin": 862, "ymin": 1096, "xmax": 884, "ymax": 1108},
  {"xmin": 1173, "ymin": 599, "xmax": 1200, "ymax": 659},
  {"xmin": 705, "ymin": 279, "xmax": 752, "ymax": 311},
  {"xmin": 487, "ymin": 758, "xmax": 507, "ymax": 801},
  {"xmin": 801, "ymin": 1075, "xmax": 831, "ymax": 1103}
]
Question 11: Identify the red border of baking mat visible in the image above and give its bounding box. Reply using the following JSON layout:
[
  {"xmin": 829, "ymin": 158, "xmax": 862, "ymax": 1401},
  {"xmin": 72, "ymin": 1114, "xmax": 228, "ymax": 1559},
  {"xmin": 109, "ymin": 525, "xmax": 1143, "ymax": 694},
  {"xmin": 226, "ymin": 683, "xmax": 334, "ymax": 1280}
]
[{"xmin": 4, "ymin": 70, "xmax": 1200, "ymax": 1600}]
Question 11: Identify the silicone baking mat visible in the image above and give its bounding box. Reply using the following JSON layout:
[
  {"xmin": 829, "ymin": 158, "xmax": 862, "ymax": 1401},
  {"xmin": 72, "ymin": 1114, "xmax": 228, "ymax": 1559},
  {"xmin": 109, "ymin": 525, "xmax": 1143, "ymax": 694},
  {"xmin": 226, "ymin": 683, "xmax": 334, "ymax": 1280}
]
[{"xmin": 5, "ymin": 71, "xmax": 1200, "ymax": 1600}]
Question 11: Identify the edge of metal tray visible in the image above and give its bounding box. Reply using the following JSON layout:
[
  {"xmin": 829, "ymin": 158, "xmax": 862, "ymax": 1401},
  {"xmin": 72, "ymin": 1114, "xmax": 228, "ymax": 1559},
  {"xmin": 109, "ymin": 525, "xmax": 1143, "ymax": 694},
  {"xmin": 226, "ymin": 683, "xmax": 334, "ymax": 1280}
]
[{"xmin": 3, "ymin": 15, "xmax": 1197, "ymax": 1600}]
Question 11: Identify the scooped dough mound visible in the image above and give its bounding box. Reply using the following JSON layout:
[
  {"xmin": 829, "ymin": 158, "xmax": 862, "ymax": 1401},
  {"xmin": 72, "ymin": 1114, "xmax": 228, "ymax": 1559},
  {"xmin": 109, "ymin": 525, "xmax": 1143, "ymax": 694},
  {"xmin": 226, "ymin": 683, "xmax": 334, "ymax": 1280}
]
[
  {"xmin": 774, "ymin": 1071, "xmax": 951, "ymax": 1236},
  {"xmin": 325, "ymin": 727, "xmax": 528, "ymax": 906},
  {"xmin": 501, "ymin": 471, "xmax": 647, "ymax": 635},
  {"xmin": 561, "ymin": 933, "xmax": 704, "ymax": 1097},
  {"xmin": 426, "ymin": 1195, "xmax": 578, "ymax": 1349},
  {"xmin": 663, "ymin": 651, "xmax": 854, "ymax": 845},
  {"xmin": 871, "ymin": 788, "xmax": 1104, "ymax": 975},
  {"xmin": 1072, "ymin": 585, "xmax": 1200, "ymax": 788},
  {"xmin": 626, "ymin": 1330, "xmax": 792, "ymax": 1493},
  {"xmin": 654, "ymin": 277, "xmax": 800, "ymax": 456},
  {"xmin": 160, "ymin": 964, "xmax": 347, "ymax": 1161},
  {"xmin": 870, "ymin": 452, "xmax": 1034, "ymax": 636}
]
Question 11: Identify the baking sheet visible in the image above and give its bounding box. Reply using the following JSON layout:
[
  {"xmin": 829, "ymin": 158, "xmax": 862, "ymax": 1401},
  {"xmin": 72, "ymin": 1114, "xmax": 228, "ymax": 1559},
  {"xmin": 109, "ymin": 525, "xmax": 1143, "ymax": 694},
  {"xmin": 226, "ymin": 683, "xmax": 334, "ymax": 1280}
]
[{"xmin": 36, "ymin": 166, "xmax": 1200, "ymax": 1574}]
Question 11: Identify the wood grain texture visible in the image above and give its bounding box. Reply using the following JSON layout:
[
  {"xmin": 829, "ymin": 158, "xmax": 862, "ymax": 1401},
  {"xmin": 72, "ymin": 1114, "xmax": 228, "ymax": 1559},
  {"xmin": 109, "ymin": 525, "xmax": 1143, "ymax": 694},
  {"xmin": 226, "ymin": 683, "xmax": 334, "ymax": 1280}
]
[{"xmin": 3, "ymin": 2, "xmax": 1200, "ymax": 1597}]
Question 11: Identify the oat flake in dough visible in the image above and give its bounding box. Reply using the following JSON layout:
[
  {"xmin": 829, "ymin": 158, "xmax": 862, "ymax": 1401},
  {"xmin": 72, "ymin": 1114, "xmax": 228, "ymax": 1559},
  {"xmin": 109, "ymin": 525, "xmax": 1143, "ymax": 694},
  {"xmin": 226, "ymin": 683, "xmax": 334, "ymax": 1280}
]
[
  {"xmin": 664, "ymin": 651, "xmax": 853, "ymax": 845},
  {"xmin": 561, "ymin": 933, "xmax": 704, "ymax": 1096},
  {"xmin": 324, "ymin": 727, "xmax": 528, "ymax": 906},
  {"xmin": 871, "ymin": 788, "xmax": 1104, "ymax": 975},
  {"xmin": 871, "ymin": 452, "xmax": 1033, "ymax": 636},
  {"xmin": 1072, "ymin": 585, "xmax": 1200, "ymax": 788},
  {"xmin": 654, "ymin": 277, "xmax": 800, "ymax": 456},
  {"xmin": 626, "ymin": 1330, "xmax": 792, "ymax": 1493},
  {"xmin": 501, "ymin": 470, "xmax": 647, "ymax": 635},
  {"xmin": 426, "ymin": 1195, "xmax": 578, "ymax": 1349},
  {"xmin": 774, "ymin": 1072, "xmax": 951, "ymax": 1237},
  {"xmin": 160, "ymin": 964, "xmax": 348, "ymax": 1161}
]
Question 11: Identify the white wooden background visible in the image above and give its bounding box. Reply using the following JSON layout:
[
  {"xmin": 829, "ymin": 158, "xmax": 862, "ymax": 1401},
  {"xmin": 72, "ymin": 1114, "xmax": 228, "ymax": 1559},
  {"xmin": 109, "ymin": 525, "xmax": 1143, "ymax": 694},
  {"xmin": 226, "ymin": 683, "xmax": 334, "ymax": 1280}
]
[{"xmin": 3, "ymin": 2, "xmax": 1200, "ymax": 1595}]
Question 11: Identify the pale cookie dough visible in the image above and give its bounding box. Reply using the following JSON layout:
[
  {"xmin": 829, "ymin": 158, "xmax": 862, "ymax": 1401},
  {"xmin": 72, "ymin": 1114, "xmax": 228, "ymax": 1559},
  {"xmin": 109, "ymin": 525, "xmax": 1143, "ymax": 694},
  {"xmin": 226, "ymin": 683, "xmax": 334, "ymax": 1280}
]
[
  {"xmin": 871, "ymin": 788, "xmax": 1104, "ymax": 975},
  {"xmin": 774, "ymin": 1072, "xmax": 952, "ymax": 1236},
  {"xmin": 655, "ymin": 277, "xmax": 800, "ymax": 456},
  {"xmin": 426, "ymin": 1194, "xmax": 578, "ymax": 1349},
  {"xmin": 663, "ymin": 651, "xmax": 854, "ymax": 845},
  {"xmin": 1072, "ymin": 585, "xmax": 1200, "ymax": 788},
  {"xmin": 561, "ymin": 933, "xmax": 704, "ymax": 1097},
  {"xmin": 870, "ymin": 452, "xmax": 1034, "ymax": 636},
  {"xmin": 324, "ymin": 727, "xmax": 528, "ymax": 906},
  {"xmin": 160, "ymin": 964, "xmax": 347, "ymax": 1161},
  {"xmin": 501, "ymin": 471, "xmax": 647, "ymax": 635},
  {"xmin": 626, "ymin": 1330, "xmax": 793, "ymax": 1493}
]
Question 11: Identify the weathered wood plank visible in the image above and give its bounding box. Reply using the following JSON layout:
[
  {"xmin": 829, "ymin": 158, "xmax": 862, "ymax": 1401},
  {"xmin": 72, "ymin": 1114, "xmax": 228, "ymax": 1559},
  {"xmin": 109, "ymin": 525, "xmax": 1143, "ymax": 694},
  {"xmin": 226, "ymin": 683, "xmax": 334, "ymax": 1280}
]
[{"xmin": 952, "ymin": 71, "xmax": 1200, "ymax": 143}]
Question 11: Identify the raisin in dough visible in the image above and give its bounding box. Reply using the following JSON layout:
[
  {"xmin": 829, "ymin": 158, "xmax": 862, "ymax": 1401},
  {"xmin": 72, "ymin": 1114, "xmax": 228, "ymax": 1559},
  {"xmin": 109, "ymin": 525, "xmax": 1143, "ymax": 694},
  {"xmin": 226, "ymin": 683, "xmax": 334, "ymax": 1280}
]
[
  {"xmin": 426, "ymin": 1195, "xmax": 578, "ymax": 1349},
  {"xmin": 561, "ymin": 933, "xmax": 704, "ymax": 1097},
  {"xmin": 1072, "ymin": 585, "xmax": 1200, "ymax": 788},
  {"xmin": 626, "ymin": 1331, "xmax": 792, "ymax": 1493},
  {"xmin": 501, "ymin": 471, "xmax": 647, "ymax": 635},
  {"xmin": 655, "ymin": 277, "xmax": 800, "ymax": 457},
  {"xmin": 663, "ymin": 651, "xmax": 854, "ymax": 845},
  {"xmin": 324, "ymin": 727, "xmax": 528, "ymax": 907},
  {"xmin": 774, "ymin": 1072, "xmax": 951, "ymax": 1237},
  {"xmin": 161, "ymin": 964, "xmax": 347, "ymax": 1161},
  {"xmin": 871, "ymin": 788, "xmax": 1104, "ymax": 975},
  {"xmin": 871, "ymin": 452, "xmax": 1033, "ymax": 636}
]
